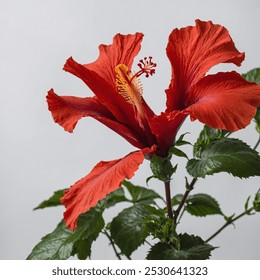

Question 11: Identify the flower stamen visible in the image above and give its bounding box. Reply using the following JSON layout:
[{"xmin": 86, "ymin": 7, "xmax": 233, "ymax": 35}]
[
  {"xmin": 130, "ymin": 56, "xmax": 157, "ymax": 81},
  {"xmin": 115, "ymin": 57, "xmax": 156, "ymax": 121},
  {"xmin": 115, "ymin": 64, "xmax": 143, "ymax": 106},
  {"xmin": 115, "ymin": 56, "xmax": 156, "ymax": 103}
]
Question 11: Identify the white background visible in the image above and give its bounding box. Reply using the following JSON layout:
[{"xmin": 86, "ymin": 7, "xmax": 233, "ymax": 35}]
[
  {"xmin": 1, "ymin": 0, "xmax": 260, "ymax": 260},
  {"xmin": 1, "ymin": 260, "xmax": 260, "ymax": 279}
]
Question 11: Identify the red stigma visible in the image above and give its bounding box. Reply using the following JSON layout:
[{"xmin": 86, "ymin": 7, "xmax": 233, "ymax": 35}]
[{"xmin": 130, "ymin": 56, "xmax": 157, "ymax": 81}]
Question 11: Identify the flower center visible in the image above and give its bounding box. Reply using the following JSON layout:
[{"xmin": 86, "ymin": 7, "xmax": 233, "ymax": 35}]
[{"xmin": 115, "ymin": 57, "xmax": 156, "ymax": 118}]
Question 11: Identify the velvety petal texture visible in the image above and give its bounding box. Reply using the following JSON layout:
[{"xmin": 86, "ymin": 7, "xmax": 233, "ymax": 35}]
[
  {"xmin": 48, "ymin": 33, "xmax": 156, "ymax": 149},
  {"xmin": 149, "ymin": 111, "xmax": 188, "ymax": 155},
  {"xmin": 47, "ymin": 89, "xmax": 147, "ymax": 149},
  {"xmin": 166, "ymin": 19, "xmax": 245, "ymax": 111},
  {"xmin": 185, "ymin": 72, "xmax": 260, "ymax": 131},
  {"xmin": 166, "ymin": 19, "xmax": 260, "ymax": 132},
  {"xmin": 61, "ymin": 148, "xmax": 151, "ymax": 231},
  {"xmin": 85, "ymin": 33, "xmax": 144, "ymax": 86},
  {"xmin": 63, "ymin": 33, "xmax": 148, "ymax": 127},
  {"xmin": 47, "ymin": 89, "xmax": 114, "ymax": 132}
]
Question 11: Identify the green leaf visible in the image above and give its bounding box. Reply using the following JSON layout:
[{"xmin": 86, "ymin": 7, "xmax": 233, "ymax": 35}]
[
  {"xmin": 33, "ymin": 189, "xmax": 66, "ymax": 210},
  {"xmin": 244, "ymin": 196, "xmax": 251, "ymax": 212},
  {"xmin": 146, "ymin": 175, "xmax": 156, "ymax": 186},
  {"xmin": 169, "ymin": 146, "xmax": 189, "ymax": 159},
  {"xmin": 253, "ymin": 191, "xmax": 260, "ymax": 212},
  {"xmin": 194, "ymin": 125, "xmax": 229, "ymax": 158},
  {"xmin": 27, "ymin": 220, "xmax": 73, "ymax": 260},
  {"xmin": 254, "ymin": 108, "xmax": 260, "ymax": 133},
  {"xmin": 174, "ymin": 133, "xmax": 191, "ymax": 147},
  {"xmin": 145, "ymin": 213, "xmax": 179, "ymax": 245},
  {"xmin": 187, "ymin": 138, "xmax": 260, "ymax": 178},
  {"xmin": 150, "ymin": 156, "xmax": 176, "ymax": 182},
  {"xmin": 110, "ymin": 204, "xmax": 150, "ymax": 257},
  {"xmin": 224, "ymin": 214, "xmax": 235, "ymax": 223},
  {"xmin": 27, "ymin": 208, "xmax": 104, "ymax": 260},
  {"xmin": 103, "ymin": 187, "xmax": 129, "ymax": 208},
  {"xmin": 144, "ymin": 205, "xmax": 166, "ymax": 218},
  {"xmin": 242, "ymin": 68, "xmax": 260, "ymax": 83},
  {"xmin": 73, "ymin": 209, "xmax": 104, "ymax": 259},
  {"xmin": 242, "ymin": 68, "xmax": 260, "ymax": 133},
  {"xmin": 185, "ymin": 194, "xmax": 223, "ymax": 216},
  {"xmin": 123, "ymin": 180, "xmax": 162, "ymax": 203},
  {"xmin": 72, "ymin": 239, "xmax": 92, "ymax": 260},
  {"xmin": 147, "ymin": 233, "xmax": 215, "ymax": 260},
  {"xmin": 168, "ymin": 133, "xmax": 190, "ymax": 159}
]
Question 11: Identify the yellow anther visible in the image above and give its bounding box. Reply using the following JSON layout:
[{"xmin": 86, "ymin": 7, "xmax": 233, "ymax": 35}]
[{"xmin": 115, "ymin": 64, "xmax": 143, "ymax": 106}]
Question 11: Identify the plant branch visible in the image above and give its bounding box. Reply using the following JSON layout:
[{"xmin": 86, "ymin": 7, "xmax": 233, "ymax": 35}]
[
  {"xmin": 177, "ymin": 208, "xmax": 186, "ymax": 224},
  {"xmin": 102, "ymin": 229, "xmax": 122, "ymax": 260},
  {"xmin": 164, "ymin": 181, "xmax": 173, "ymax": 219},
  {"xmin": 174, "ymin": 177, "xmax": 197, "ymax": 225},
  {"xmin": 144, "ymin": 240, "xmax": 153, "ymax": 247},
  {"xmin": 205, "ymin": 207, "xmax": 254, "ymax": 243},
  {"xmin": 253, "ymin": 135, "xmax": 260, "ymax": 150}
]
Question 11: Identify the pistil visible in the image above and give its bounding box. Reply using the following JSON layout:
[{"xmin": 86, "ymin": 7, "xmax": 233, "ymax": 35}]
[
  {"xmin": 115, "ymin": 57, "xmax": 157, "ymax": 146},
  {"xmin": 115, "ymin": 56, "xmax": 157, "ymax": 120}
]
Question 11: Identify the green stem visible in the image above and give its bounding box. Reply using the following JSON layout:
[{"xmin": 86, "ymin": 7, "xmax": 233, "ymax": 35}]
[
  {"xmin": 102, "ymin": 229, "xmax": 122, "ymax": 260},
  {"xmin": 164, "ymin": 181, "xmax": 173, "ymax": 219},
  {"xmin": 145, "ymin": 240, "xmax": 153, "ymax": 247},
  {"xmin": 205, "ymin": 207, "xmax": 254, "ymax": 243},
  {"xmin": 177, "ymin": 208, "xmax": 186, "ymax": 224},
  {"xmin": 253, "ymin": 135, "xmax": 260, "ymax": 150},
  {"xmin": 174, "ymin": 178, "xmax": 197, "ymax": 225},
  {"xmin": 226, "ymin": 132, "xmax": 233, "ymax": 137}
]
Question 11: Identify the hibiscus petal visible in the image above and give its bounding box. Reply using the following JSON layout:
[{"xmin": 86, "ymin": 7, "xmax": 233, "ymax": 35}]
[
  {"xmin": 150, "ymin": 111, "xmax": 187, "ymax": 155},
  {"xmin": 185, "ymin": 71, "xmax": 260, "ymax": 131},
  {"xmin": 47, "ymin": 89, "xmax": 147, "ymax": 148},
  {"xmin": 85, "ymin": 33, "xmax": 144, "ymax": 86},
  {"xmin": 63, "ymin": 57, "xmax": 155, "ymax": 148},
  {"xmin": 63, "ymin": 57, "xmax": 128, "ymax": 123},
  {"xmin": 46, "ymin": 89, "xmax": 114, "ymax": 132},
  {"xmin": 61, "ymin": 148, "xmax": 154, "ymax": 231},
  {"xmin": 63, "ymin": 33, "xmax": 144, "ymax": 126},
  {"xmin": 166, "ymin": 19, "xmax": 245, "ymax": 111}
]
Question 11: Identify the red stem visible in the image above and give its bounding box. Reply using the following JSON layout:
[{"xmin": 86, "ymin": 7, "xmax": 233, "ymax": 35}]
[{"xmin": 164, "ymin": 181, "xmax": 173, "ymax": 219}]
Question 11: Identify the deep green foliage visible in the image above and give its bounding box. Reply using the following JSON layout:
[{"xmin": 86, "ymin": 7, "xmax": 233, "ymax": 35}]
[{"xmin": 187, "ymin": 138, "xmax": 260, "ymax": 178}]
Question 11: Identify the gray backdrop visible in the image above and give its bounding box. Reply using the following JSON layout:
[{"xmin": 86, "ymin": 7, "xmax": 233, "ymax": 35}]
[{"xmin": 1, "ymin": 0, "xmax": 260, "ymax": 259}]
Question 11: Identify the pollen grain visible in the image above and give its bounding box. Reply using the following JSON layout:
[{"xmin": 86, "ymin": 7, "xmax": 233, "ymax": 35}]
[{"xmin": 115, "ymin": 64, "xmax": 143, "ymax": 105}]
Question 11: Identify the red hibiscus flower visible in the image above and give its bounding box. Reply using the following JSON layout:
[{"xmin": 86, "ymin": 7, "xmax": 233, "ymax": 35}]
[{"xmin": 47, "ymin": 19, "xmax": 260, "ymax": 231}]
